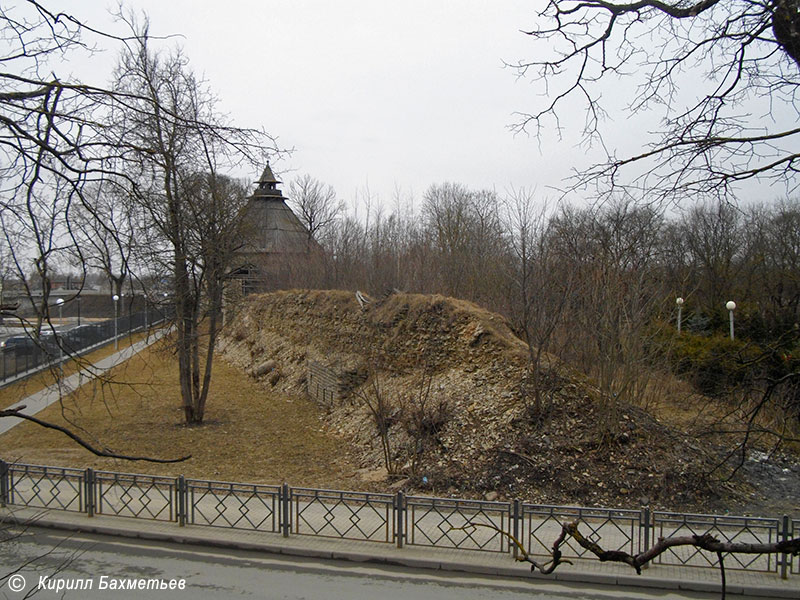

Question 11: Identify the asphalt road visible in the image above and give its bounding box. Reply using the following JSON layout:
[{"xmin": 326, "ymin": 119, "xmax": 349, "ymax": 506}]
[{"xmin": 0, "ymin": 527, "xmax": 759, "ymax": 600}]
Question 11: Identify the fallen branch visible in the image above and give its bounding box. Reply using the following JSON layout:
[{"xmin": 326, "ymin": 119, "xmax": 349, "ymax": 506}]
[
  {"xmin": 457, "ymin": 520, "xmax": 800, "ymax": 600},
  {"xmin": 452, "ymin": 522, "xmax": 573, "ymax": 573},
  {"xmin": 565, "ymin": 521, "xmax": 800, "ymax": 574},
  {"xmin": 0, "ymin": 407, "xmax": 191, "ymax": 463}
]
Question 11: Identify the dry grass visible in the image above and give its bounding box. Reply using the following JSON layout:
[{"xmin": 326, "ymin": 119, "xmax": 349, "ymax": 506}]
[
  {"xmin": 0, "ymin": 338, "xmax": 361, "ymax": 488},
  {"xmin": 637, "ymin": 369, "xmax": 800, "ymax": 457}
]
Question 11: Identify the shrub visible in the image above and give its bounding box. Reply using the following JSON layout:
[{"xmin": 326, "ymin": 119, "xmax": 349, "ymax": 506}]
[{"xmin": 668, "ymin": 333, "xmax": 756, "ymax": 396}]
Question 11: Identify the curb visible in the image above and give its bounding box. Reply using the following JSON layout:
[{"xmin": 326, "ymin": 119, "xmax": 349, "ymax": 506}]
[{"xmin": 6, "ymin": 510, "xmax": 796, "ymax": 599}]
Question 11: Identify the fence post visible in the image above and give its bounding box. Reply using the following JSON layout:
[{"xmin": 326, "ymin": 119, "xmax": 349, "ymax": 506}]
[
  {"xmin": 640, "ymin": 505, "xmax": 651, "ymax": 571},
  {"xmin": 395, "ymin": 491, "xmax": 405, "ymax": 549},
  {"xmin": 85, "ymin": 468, "xmax": 95, "ymax": 517},
  {"xmin": 0, "ymin": 460, "xmax": 9, "ymax": 507},
  {"xmin": 512, "ymin": 499, "xmax": 521, "ymax": 558},
  {"xmin": 780, "ymin": 515, "xmax": 790, "ymax": 580},
  {"xmin": 281, "ymin": 483, "xmax": 291, "ymax": 538},
  {"xmin": 177, "ymin": 476, "xmax": 186, "ymax": 527}
]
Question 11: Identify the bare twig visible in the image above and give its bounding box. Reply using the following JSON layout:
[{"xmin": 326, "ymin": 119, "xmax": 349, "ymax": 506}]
[{"xmin": 0, "ymin": 406, "xmax": 190, "ymax": 463}]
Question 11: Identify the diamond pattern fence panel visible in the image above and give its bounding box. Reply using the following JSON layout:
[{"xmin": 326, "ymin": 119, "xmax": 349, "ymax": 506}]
[
  {"xmin": 406, "ymin": 496, "xmax": 511, "ymax": 553},
  {"xmin": 291, "ymin": 488, "xmax": 394, "ymax": 543},
  {"xmin": 94, "ymin": 471, "xmax": 176, "ymax": 522},
  {"xmin": 187, "ymin": 479, "xmax": 280, "ymax": 532},
  {"xmin": 653, "ymin": 512, "xmax": 781, "ymax": 573},
  {"xmin": 521, "ymin": 505, "xmax": 640, "ymax": 562},
  {"xmin": 6, "ymin": 463, "xmax": 84, "ymax": 512}
]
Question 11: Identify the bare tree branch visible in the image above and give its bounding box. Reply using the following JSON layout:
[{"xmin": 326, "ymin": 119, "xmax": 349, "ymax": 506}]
[
  {"xmin": 459, "ymin": 520, "xmax": 800, "ymax": 599},
  {"xmin": 513, "ymin": 0, "xmax": 800, "ymax": 202},
  {"xmin": 0, "ymin": 406, "xmax": 191, "ymax": 463}
]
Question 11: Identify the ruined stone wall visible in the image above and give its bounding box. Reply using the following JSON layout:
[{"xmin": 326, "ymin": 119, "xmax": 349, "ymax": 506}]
[
  {"xmin": 307, "ymin": 360, "xmax": 368, "ymax": 407},
  {"xmin": 307, "ymin": 360, "xmax": 339, "ymax": 405}
]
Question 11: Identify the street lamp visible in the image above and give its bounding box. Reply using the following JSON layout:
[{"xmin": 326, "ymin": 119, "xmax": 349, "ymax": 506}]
[
  {"xmin": 77, "ymin": 295, "xmax": 81, "ymax": 326},
  {"xmin": 676, "ymin": 297, "xmax": 684, "ymax": 333},
  {"xmin": 726, "ymin": 300, "xmax": 736, "ymax": 340},
  {"xmin": 56, "ymin": 298, "xmax": 65, "ymax": 364},
  {"xmin": 112, "ymin": 294, "xmax": 120, "ymax": 350}
]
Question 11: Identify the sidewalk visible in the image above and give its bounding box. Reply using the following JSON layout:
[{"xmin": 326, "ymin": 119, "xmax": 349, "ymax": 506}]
[
  {"xmin": 0, "ymin": 329, "xmax": 168, "ymax": 435},
  {"xmin": 1, "ymin": 506, "xmax": 796, "ymax": 598}
]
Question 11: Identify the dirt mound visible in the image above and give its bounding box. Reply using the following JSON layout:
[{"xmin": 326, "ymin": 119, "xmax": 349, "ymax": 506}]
[
  {"xmin": 220, "ymin": 289, "xmax": 721, "ymax": 511},
  {"xmin": 223, "ymin": 289, "xmax": 526, "ymax": 372}
]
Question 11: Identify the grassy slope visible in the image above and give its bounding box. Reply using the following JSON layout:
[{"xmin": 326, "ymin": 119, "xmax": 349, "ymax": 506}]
[{"xmin": 0, "ymin": 337, "xmax": 361, "ymax": 489}]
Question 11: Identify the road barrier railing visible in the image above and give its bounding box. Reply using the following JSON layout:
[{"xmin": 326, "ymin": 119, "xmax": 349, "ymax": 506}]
[
  {"xmin": 0, "ymin": 460, "xmax": 796, "ymax": 580},
  {"xmin": 291, "ymin": 487, "xmax": 395, "ymax": 543},
  {"xmin": 652, "ymin": 511, "xmax": 782, "ymax": 573},
  {"xmin": 186, "ymin": 478, "xmax": 281, "ymax": 533},
  {"xmin": 520, "ymin": 504, "xmax": 641, "ymax": 562},
  {"xmin": 405, "ymin": 495, "xmax": 511, "ymax": 553}
]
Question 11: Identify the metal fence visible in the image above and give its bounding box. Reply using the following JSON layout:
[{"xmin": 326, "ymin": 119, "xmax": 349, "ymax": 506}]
[
  {"xmin": 520, "ymin": 504, "xmax": 641, "ymax": 561},
  {"xmin": 793, "ymin": 518, "xmax": 800, "ymax": 575},
  {"xmin": 0, "ymin": 308, "xmax": 169, "ymax": 383},
  {"xmin": 652, "ymin": 511, "xmax": 783, "ymax": 573},
  {"xmin": 0, "ymin": 461, "xmax": 796, "ymax": 580}
]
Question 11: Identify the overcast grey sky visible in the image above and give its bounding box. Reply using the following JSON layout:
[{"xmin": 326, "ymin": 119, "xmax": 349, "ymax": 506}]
[
  {"xmin": 55, "ymin": 1, "xmax": 785, "ymax": 209},
  {"xmin": 60, "ymin": 1, "xmax": 599, "ymax": 206}
]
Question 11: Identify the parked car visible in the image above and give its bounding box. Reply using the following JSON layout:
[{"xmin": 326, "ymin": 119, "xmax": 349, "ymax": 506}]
[{"xmin": 0, "ymin": 335, "xmax": 37, "ymax": 356}]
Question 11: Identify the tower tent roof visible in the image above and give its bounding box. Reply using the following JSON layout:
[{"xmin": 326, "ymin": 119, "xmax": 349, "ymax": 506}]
[
  {"xmin": 251, "ymin": 162, "xmax": 285, "ymax": 200},
  {"xmin": 241, "ymin": 163, "xmax": 312, "ymax": 254},
  {"xmin": 256, "ymin": 163, "xmax": 281, "ymax": 186}
]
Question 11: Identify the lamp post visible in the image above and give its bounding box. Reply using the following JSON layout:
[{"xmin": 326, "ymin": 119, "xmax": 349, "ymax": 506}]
[
  {"xmin": 676, "ymin": 297, "xmax": 684, "ymax": 333},
  {"xmin": 77, "ymin": 295, "xmax": 81, "ymax": 326},
  {"xmin": 56, "ymin": 298, "xmax": 65, "ymax": 363},
  {"xmin": 726, "ymin": 300, "xmax": 736, "ymax": 340},
  {"xmin": 112, "ymin": 294, "xmax": 119, "ymax": 350}
]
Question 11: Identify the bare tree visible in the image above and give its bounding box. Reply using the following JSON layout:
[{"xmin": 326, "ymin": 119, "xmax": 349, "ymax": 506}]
[
  {"xmin": 397, "ymin": 367, "xmax": 450, "ymax": 476},
  {"xmin": 748, "ymin": 199, "xmax": 800, "ymax": 331},
  {"xmin": 502, "ymin": 188, "xmax": 571, "ymax": 420},
  {"xmin": 682, "ymin": 201, "xmax": 746, "ymax": 318},
  {"xmin": 182, "ymin": 173, "xmax": 251, "ymax": 423},
  {"xmin": 287, "ymin": 174, "xmax": 343, "ymax": 247},
  {"xmin": 513, "ymin": 1, "xmax": 800, "ymax": 202},
  {"xmin": 0, "ymin": 175, "xmax": 79, "ymax": 337},
  {"xmin": 354, "ymin": 364, "xmax": 398, "ymax": 476},
  {"xmin": 547, "ymin": 201, "xmax": 669, "ymax": 432},
  {"xmin": 109, "ymin": 26, "xmax": 273, "ymax": 424},
  {"xmin": 423, "ymin": 183, "xmax": 506, "ymax": 303},
  {"xmin": 70, "ymin": 182, "xmax": 140, "ymax": 300},
  {"xmin": 0, "ymin": 3, "xmax": 213, "ymax": 457}
]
